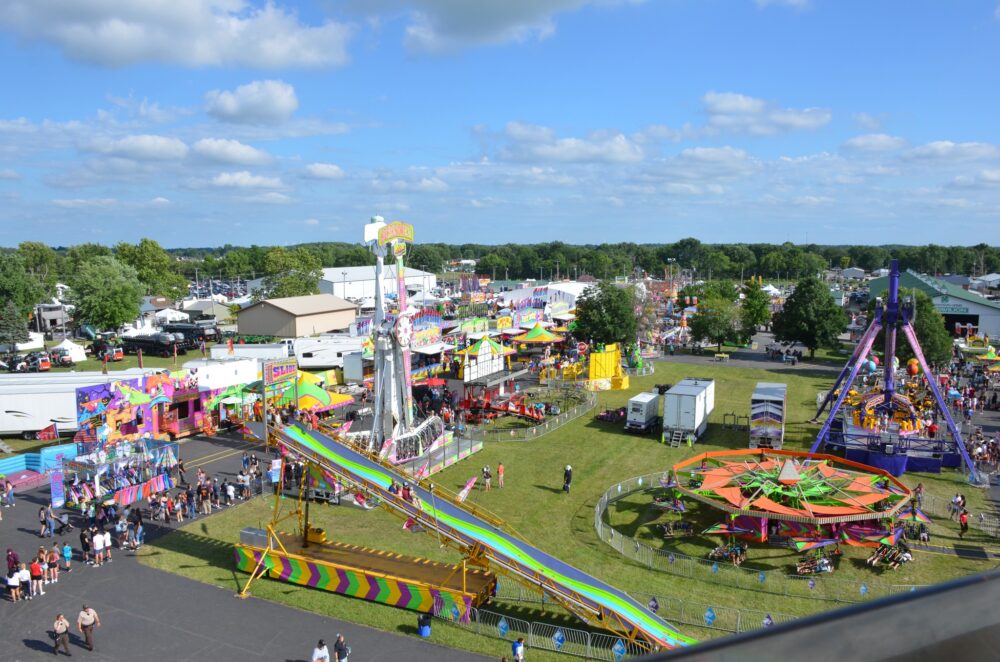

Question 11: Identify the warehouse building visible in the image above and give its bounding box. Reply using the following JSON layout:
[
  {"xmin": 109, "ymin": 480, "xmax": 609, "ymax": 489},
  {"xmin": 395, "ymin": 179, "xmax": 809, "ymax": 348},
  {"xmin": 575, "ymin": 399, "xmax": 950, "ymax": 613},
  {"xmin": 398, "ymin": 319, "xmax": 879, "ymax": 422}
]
[{"xmin": 236, "ymin": 294, "xmax": 358, "ymax": 338}]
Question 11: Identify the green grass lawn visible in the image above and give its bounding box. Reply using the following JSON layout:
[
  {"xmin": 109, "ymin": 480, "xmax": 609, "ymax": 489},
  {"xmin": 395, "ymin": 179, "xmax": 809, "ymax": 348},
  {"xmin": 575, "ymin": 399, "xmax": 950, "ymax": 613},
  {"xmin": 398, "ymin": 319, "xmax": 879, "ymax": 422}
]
[{"xmin": 138, "ymin": 360, "xmax": 1000, "ymax": 657}]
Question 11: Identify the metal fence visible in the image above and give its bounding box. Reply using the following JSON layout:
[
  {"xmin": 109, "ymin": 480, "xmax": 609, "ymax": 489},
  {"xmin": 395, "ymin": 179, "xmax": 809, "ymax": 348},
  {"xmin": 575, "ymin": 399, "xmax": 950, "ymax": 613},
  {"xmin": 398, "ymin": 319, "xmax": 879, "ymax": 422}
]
[
  {"xmin": 459, "ymin": 388, "xmax": 597, "ymax": 443},
  {"xmin": 594, "ymin": 473, "xmax": 937, "ymax": 605},
  {"xmin": 622, "ymin": 362, "xmax": 656, "ymax": 377},
  {"xmin": 436, "ymin": 605, "xmax": 650, "ymax": 660},
  {"xmin": 491, "ymin": 576, "xmax": 796, "ymax": 637}
]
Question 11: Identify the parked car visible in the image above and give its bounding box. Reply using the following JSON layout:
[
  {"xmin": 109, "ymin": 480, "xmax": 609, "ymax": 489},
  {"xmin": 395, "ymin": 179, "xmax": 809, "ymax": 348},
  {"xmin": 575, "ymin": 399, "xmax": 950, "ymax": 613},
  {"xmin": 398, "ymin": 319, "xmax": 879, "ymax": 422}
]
[
  {"xmin": 26, "ymin": 351, "xmax": 51, "ymax": 372},
  {"xmin": 49, "ymin": 347, "xmax": 75, "ymax": 367},
  {"xmin": 5, "ymin": 354, "xmax": 29, "ymax": 372},
  {"xmin": 91, "ymin": 339, "xmax": 124, "ymax": 362}
]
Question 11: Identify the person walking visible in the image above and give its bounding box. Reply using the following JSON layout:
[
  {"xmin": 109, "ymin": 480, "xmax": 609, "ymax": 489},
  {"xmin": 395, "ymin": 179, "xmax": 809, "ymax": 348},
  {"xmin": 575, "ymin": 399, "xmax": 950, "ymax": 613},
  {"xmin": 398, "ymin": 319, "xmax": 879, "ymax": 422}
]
[
  {"xmin": 497, "ymin": 462, "xmax": 505, "ymax": 489},
  {"xmin": 482, "ymin": 465, "xmax": 492, "ymax": 492},
  {"xmin": 512, "ymin": 636, "xmax": 526, "ymax": 661},
  {"xmin": 312, "ymin": 639, "xmax": 330, "ymax": 662},
  {"xmin": 333, "ymin": 633, "xmax": 350, "ymax": 661},
  {"xmin": 77, "ymin": 604, "xmax": 100, "ymax": 651},
  {"xmin": 563, "ymin": 465, "xmax": 572, "ymax": 494},
  {"xmin": 53, "ymin": 613, "xmax": 71, "ymax": 656},
  {"xmin": 959, "ymin": 509, "xmax": 969, "ymax": 539}
]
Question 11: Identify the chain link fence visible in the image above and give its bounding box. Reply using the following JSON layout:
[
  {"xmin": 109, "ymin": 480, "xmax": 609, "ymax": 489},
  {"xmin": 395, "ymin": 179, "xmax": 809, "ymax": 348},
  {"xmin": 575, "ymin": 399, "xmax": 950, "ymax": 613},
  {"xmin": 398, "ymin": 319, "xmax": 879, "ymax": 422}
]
[
  {"xmin": 594, "ymin": 473, "xmax": 937, "ymax": 605},
  {"xmin": 459, "ymin": 388, "xmax": 597, "ymax": 443},
  {"xmin": 438, "ymin": 605, "xmax": 649, "ymax": 660}
]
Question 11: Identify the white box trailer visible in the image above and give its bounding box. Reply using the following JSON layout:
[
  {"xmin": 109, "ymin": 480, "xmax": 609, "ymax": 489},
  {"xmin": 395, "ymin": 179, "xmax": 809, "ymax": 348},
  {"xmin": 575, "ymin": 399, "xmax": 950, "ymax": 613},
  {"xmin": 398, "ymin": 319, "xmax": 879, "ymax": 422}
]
[
  {"xmin": 750, "ymin": 382, "xmax": 787, "ymax": 449},
  {"xmin": 662, "ymin": 378, "xmax": 715, "ymax": 445},
  {"xmin": 210, "ymin": 343, "xmax": 288, "ymax": 361},
  {"xmin": 0, "ymin": 369, "xmax": 159, "ymax": 438},
  {"xmin": 625, "ymin": 391, "xmax": 661, "ymax": 434}
]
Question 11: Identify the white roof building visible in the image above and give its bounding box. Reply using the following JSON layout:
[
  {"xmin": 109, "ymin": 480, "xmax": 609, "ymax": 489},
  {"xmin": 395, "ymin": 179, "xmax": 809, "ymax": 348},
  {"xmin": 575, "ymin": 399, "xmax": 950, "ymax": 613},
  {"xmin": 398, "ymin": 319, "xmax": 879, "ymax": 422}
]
[{"xmin": 318, "ymin": 265, "xmax": 437, "ymax": 302}]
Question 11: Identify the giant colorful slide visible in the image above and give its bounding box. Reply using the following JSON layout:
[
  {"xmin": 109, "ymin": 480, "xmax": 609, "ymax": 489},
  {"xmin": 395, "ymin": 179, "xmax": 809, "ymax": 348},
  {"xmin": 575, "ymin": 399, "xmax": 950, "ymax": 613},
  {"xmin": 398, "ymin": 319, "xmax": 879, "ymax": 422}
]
[{"xmin": 267, "ymin": 423, "xmax": 695, "ymax": 651}]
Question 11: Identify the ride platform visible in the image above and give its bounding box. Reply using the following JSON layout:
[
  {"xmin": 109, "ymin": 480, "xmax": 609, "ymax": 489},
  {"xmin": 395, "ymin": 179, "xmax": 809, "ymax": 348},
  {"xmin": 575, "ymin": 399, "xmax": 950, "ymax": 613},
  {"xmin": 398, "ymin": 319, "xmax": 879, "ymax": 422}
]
[{"xmin": 235, "ymin": 530, "xmax": 496, "ymax": 622}]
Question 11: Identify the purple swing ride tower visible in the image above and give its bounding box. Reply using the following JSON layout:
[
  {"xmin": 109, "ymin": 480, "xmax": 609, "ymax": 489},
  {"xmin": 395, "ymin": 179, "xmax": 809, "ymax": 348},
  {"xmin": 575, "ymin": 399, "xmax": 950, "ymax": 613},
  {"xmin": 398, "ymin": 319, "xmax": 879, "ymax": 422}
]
[{"xmin": 810, "ymin": 260, "xmax": 976, "ymax": 479}]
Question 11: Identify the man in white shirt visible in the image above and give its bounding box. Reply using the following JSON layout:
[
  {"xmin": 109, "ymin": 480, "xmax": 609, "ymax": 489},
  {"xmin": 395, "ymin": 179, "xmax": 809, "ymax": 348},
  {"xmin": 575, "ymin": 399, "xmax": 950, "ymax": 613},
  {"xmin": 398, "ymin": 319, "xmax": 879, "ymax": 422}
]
[
  {"xmin": 92, "ymin": 527, "xmax": 106, "ymax": 566},
  {"xmin": 311, "ymin": 639, "xmax": 329, "ymax": 662}
]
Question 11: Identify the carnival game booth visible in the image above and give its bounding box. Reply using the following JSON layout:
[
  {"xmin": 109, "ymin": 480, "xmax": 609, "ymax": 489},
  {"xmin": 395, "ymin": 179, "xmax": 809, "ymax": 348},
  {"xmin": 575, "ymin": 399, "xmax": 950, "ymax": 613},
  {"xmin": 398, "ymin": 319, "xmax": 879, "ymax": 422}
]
[
  {"xmin": 63, "ymin": 435, "xmax": 179, "ymax": 509},
  {"xmin": 670, "ymin": 449, "xmax": 912, "ymax": 551},
  {"xmin": 74, "ymin": 370, "xmax": 205, "ymax": 445}
]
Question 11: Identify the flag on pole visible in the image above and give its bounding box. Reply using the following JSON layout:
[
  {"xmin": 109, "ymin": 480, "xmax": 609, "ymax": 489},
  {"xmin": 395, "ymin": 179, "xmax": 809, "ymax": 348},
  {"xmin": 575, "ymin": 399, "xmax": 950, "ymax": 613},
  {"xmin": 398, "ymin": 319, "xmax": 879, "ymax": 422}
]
[
  {"xmin": 227, "ymin": 337, "xmax": 234, "ymax": 355},
  {"xmin": 137, "ymin": 348, "xmax": 144, "ymax": 368},
  {"xmin": 457, "ymin": 476, "xmax": 478, "ymax": 502},
  {"xmin": 36, "ymin": 423, "xmax": 58, "ymax": 441}
]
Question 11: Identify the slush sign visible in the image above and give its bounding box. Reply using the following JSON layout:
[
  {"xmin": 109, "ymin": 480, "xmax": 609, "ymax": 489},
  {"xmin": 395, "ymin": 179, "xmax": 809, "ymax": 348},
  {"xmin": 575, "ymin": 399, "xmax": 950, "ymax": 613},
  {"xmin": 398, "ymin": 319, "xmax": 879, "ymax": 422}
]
[
  {"xmin": 378, "ymin": 221, "xmax": 414, "ymax": 246},
  {"xmin": 264, "ymin": 358, "xmax": 298, "ymax": 385}
]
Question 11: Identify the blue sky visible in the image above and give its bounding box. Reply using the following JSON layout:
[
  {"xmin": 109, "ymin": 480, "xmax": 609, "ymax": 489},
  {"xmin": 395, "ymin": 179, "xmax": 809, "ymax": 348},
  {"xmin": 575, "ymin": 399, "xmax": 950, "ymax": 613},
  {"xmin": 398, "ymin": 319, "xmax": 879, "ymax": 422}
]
[{"xmin": 0, "ymin": 0, "xmax": 999, "ymax": 248}]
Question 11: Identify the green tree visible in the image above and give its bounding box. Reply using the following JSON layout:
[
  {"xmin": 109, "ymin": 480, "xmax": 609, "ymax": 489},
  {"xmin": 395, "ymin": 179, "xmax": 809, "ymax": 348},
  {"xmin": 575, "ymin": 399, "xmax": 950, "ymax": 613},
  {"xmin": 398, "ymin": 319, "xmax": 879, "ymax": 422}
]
[
  {"xmin": 68, "ymin": 256, "xmax": 144, "ymax": 331},
  {"xmin": 573, "ymin": 282, "xmax": 637, "ymax": 347},
  {"xmin": 0, "ymin": 300, "xmax": 30, "ymax": 355},
  {"xmin": 740, "ymin": 280, "xmax": 771, "ymax": 340},
  {"xmin": 259, "ymin": 247, "xmax": 323, "ymax": 300},
  {"xmin": 690, "ymin": 296, "xmax": 741, "ymax": 350},
  {"xmin": 63, "ymin": 243, "xmax": 112, "ymax": 278},
  {"xmin": 868, "ymin": 289, "xmax": 952, "ymax": 366},
  {"xmin": 0, "ymin": 254, "xmax": 46, "ymax": 317},
  {"xmin": 17, "ymin": 241, "xmax": 59, "ymax": 293},
  {"xmin": 772, "ymin": 276, "xmax": 846, "ymax": 358},
  {"xmin": 116, "ymin": 238, "xmax": 187, "ymax": 298}
]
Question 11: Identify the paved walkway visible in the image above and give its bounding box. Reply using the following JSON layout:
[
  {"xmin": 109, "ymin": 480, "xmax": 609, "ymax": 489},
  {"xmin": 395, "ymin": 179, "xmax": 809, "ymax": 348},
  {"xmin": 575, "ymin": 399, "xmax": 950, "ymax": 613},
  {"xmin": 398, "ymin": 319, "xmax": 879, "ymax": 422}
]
[{"xmin": 0, "ymin": 432, "xmax": 491, "ymax": 661}]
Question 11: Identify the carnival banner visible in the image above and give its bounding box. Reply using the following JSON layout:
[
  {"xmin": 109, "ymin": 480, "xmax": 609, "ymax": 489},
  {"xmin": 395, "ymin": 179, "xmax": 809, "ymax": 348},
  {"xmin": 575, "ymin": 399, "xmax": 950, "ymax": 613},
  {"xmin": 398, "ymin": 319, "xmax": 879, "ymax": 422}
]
[{"xmin": 50, "ymin": 470, "xmax": 65, "ymax": 509}]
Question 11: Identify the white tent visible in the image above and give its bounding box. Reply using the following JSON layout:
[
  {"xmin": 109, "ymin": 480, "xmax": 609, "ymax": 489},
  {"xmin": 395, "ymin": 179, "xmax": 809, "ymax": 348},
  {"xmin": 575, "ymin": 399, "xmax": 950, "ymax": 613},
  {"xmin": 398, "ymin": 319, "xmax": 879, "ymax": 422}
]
[
  {"xmin": 155, "ymin": 308, "xmax": 190, "ymax": 323},
  {"xmin": 762, "ymin": 284, "xmax": 781, "ymax": 296},
  {"xmin": 51, "ymin": 338, "xmax": 87, "ymax": 363}
]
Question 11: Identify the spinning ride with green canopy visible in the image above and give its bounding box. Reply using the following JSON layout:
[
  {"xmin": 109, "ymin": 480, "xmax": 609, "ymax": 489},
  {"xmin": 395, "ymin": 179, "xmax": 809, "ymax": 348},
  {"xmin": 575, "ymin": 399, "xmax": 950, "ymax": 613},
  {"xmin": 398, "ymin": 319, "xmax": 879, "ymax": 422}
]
[{"xmin": 672, "ymin": 449, "xmax": 912, "ymax": 525}]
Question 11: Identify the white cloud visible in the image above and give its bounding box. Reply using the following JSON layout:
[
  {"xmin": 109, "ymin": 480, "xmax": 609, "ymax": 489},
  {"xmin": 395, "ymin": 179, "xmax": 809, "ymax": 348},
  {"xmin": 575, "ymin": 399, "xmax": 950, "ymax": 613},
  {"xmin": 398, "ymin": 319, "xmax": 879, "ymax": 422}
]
[
  {"xmin": 205, "ymin": 80, "xmax": 299, "ymax": 124},
  {"xmin": 0, "ymin": 169, "xmax": 18, "ymax": 179},
  {"xmin": 377, "ymin": 0, "xmax": 593, "ymax": 53},
  {"xmin": 149, "ymin": 196, "xmax": 171, "ymax": 206},
  {"xmin": 303, "ymin": 218, "xmax": 320, "ymax": 225},
  {"xmin": 952, "ymin": 169, "xmax": 1000, "ymax": 188},
  {"xmin": 702, "ymin": 91, "xmax": 831, "ymax": 136},
  {"xmin": 372, "ymin": 176, "xmax": 449, "ymax": 192},
  {"xmin": 90, "ymin": 134, "xmax": 188, "ymax": 160},
  {"xmin": 247, "ymin": 192, "xmax": 291, "ymax": 204},
  {"xmin": 841, "ymin": 133, "xmax": 907, "ymax": 152},
  {"xmin": 303, "ymin": 163, "xmax": 346, "ymax": 179},
  {"xmin": 192, "ymin": 138, "xmax": 271, "ymax": 165},
  {"xmin": 52, "ymin": 198, "xmax": 118, "ymax": 208},
  {"xmin": 501, "ymin": 122, "xmax": 644, "ymax": 163},
  {"xmin": 905, "ymin": 141, "xmax": 1000, "ymax": 161},
  {"xmin": 212, "ymin": 171, "xmax": 282, "ymax": 188},
  {"xmin": 0, "ymin": 0, "xmax": 352, "ymax": 68},
  {"xmin": 853, "ymin": 112, "xmax": 885, "ymax": 131}
]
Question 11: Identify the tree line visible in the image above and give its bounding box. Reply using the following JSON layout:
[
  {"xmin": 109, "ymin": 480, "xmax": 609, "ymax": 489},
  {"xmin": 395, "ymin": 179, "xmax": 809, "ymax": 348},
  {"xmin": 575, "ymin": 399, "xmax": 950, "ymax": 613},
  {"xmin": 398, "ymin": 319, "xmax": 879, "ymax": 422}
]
[{"xmin": 0, "ymin": 237, "xmax": 994, "ymax": 350}]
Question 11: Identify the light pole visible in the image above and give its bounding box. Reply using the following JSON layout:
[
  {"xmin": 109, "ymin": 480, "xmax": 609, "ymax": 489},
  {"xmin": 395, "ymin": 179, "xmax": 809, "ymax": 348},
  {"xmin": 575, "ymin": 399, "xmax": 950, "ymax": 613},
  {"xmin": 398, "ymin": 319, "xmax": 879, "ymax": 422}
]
[{"xmin": 341, "ymin": 271, "xmax": 347, "ymax": 300}]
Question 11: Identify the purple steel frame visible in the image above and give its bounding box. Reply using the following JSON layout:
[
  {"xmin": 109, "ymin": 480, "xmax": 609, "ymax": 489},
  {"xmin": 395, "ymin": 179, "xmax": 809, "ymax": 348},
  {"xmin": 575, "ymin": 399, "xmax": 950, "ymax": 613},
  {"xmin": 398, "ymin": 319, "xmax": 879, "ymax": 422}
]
[{"xmin": 810, "ymin": 260, "xmax": 976, "ymax": 477}]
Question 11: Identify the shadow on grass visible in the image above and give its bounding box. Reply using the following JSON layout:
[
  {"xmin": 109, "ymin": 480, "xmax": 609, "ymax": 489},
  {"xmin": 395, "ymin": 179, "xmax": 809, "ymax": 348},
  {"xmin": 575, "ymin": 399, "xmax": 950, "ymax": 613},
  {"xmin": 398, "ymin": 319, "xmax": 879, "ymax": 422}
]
[
  {"xmin": 533, "ymin": 484, "xmax": 565, "ymax": 495},
  {"xmin": 143, "ymin": 526, "xmax": 242, "ymax": 588}
]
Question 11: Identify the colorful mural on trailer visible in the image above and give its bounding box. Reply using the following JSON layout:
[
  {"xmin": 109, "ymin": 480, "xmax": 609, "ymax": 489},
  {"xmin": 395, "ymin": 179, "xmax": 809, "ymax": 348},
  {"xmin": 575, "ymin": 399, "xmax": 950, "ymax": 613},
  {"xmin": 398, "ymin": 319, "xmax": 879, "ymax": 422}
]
[
  {"xmin": 233, "ymin": 545, "xmax": 478, "ymax": 623},
  {"xmin": 75, "ymin": 368, "xmax": 214, "ymax": 447}
]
